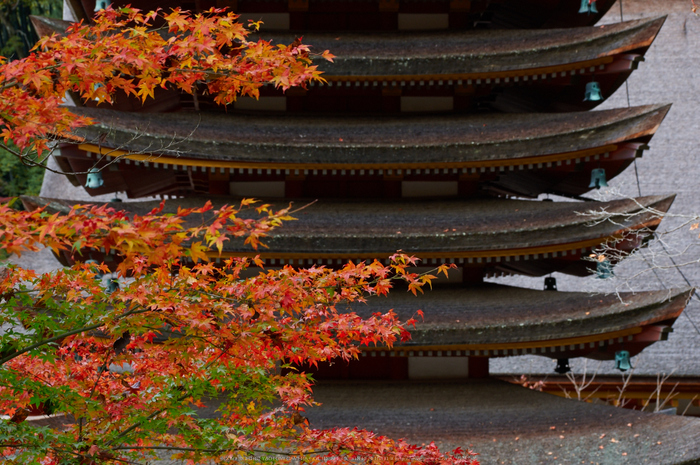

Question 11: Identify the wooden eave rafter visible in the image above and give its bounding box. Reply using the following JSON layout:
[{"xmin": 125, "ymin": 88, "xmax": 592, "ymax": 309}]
[
  {"xmin": 319, "ymin": 55, "xmax": 617, "ymax": 84},
  {"xmin": 363, "ymin": 326, "xmax": 644, "ymax": 353},
  {"xmin": 78, "ymin": 142, "xmax": 622, "ymax": 172}
]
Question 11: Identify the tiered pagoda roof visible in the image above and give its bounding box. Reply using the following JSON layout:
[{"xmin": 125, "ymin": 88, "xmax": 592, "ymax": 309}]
[
  {"xmin": 218, "ymin": 19, "xmax": 663, "ymax": 113},
  {"xmin": 22, "ymin": 194, "xmax": 674, "ymax": 279},
  {"xmin": 20, "ymin": 194, "xmax": 690, "ymax": 367},
  {"xmin": 39, "ymin": 0, "xmax": 684, "ymax": 375},
  {"xmin": 349, "ymin": 284, "xmax": 690, "ymax": 360},
  {"xmin": 306, "ymin": 285, "xmax": 691, "ymax": 381},
  {"xmin": 33, "ymin": 14, "xmax": 664, "ymax": 113},
  {"xmin": 60, "ymin": 103, "xmax": 668, "ymax": 198},
  {"xmin": 226, "ymin": 17, "xmax": 664, "ymax": 113}
]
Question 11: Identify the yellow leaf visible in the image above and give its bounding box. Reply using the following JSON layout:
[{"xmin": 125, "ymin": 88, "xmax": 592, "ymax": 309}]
[{"xmin": 188, "ymin": 241, "xmax": 209, "ymax": 263}]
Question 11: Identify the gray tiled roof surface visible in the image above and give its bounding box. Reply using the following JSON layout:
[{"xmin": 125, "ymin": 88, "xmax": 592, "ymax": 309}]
[
  {"xmin": 263, "ymin": 17, "xmax": 664, "ymax": 76},
  {"xmin": 69, "ymin": 104, "xmax": 668, "ymax": 165},
  {"xmin": 22, "ymin": 194, "xmax": 674, "ymax": 257},
  {"xmin": 28, "ymin": 378, "xmax": 700, "ymax": 464},
  {"xmin": 305, "ymin": 379, "xmax": 700, "ymax": 464},
  {"xmin": 350, "ymin": 283, "xmax": 691, "ymax": 349}
]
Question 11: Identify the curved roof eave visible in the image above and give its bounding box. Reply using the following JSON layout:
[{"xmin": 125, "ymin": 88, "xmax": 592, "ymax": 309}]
[
  {"xmin": 262, "ymin": 17, "xmax": 666, "ymax": 76},
  {"xmin": 67, "ymin": 104, "xmax": 670, "ymax": 166},
  {"xmin": 21, "ymin": 194, "xmax": 676, "ymax": 257},
  {"xmin": 352, "ymin": 284, "xmax": 691, "ymax": 347}
]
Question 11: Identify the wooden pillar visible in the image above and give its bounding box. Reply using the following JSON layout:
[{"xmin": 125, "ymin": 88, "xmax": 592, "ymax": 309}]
[{"xmin": 469, "ymin": 356, "xmax": 489, "ymax": 378}]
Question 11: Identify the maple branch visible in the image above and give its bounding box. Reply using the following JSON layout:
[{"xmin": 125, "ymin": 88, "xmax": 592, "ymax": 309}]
[
  {"xmin": 80, "ymin": 353, "xmax": 114, "ymax": 443},
  {"xmin": 58, "ymin": 448, "xmax": 144, "ymax": 465},
  {"xmin": 0, "ymin": 141, "xmax": 74, "ymax": 177},
  {"xmin": 108, "ymin": 445, "xmax": 327, "ymax": 456},
  {"xmin": 0, "ymin": 322, "xmax": 104, "ymax": 365},
  {"xmin": 0, "ymin": 308, "xmax": 149, "ymax": 365},
  {"xmin": 105, "ymin": 339, "xmax": 243, "ymax": 447},
  {"xmin": 0, "ymin": 63, "xmax": 63, "ymax": 91},
  {"xmin": 0, "ymin": 444, "xmax": 146, "ymax": 465},
  {"xmin": 105, "ymin": 391, "xmax": 192, "ymax": 447}
]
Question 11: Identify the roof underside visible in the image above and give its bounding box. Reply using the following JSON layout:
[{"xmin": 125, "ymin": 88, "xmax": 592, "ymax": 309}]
[{"xmin": 63, "ymin": 0, "xmax": 618, "ymax": 30}]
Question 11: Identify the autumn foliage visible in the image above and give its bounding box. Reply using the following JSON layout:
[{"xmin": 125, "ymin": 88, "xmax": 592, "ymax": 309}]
[
  {"xmin": 0, "ymin": 6, "xmax": 332, "ymax": 157},
  {"xmin": 0, "ymin": 6, "xmax": 477, "ymax": 465},
  {"xmin": 0, "ymin": 200, "xmax": 475, "ymax": 463}
]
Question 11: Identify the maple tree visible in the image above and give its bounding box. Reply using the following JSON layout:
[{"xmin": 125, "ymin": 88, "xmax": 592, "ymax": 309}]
[
  {"xmin": 0, "ymin": 6, "xmax": 478, "ymax": 465},
  {"xmin": 0, "ymin": 6, "xmax": 333, "ymax": 163}
]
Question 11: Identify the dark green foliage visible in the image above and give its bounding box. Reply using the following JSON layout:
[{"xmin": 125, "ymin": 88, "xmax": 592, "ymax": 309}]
[
  {"xmin": 0, "ymin": 0, "xmax": 63, "ymax": 60},
  {"xmin": 0, "ymin": 145, "xmax": 44, "ymax": 197},
  {"xmin": 0, "ymin": 2, "xmax": 59, "ymax": 197}
]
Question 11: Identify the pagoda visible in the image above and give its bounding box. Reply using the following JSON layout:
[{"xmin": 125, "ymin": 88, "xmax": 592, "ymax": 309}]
[
  {"xmin": 42, "ymin": 2, "xmax": 684, "ymax": 365},
  {"xmin": 29, "ymin": 0, "xmax": 700, "ymax": 462}
]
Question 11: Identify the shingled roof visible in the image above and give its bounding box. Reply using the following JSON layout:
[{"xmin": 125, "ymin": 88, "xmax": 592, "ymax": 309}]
[
  {"xmin": 68, "ymin": 104, "xmax": 668, "ymax": 166},
  {"xmin": 351, "ymin": 283, "xmax": 690, "ymax": 358},
  {"xmin": 268, "ymin": 17, "xmax": 663, "ymax": 77},
  {"xmin": 25, "ymin": 195, "xmax": 674, "ymax": 255},
  {"xmin": 22, "ymin": 195, "xmax": 675, "ymax": 278},
  {"xmin": 354, "ymin": 284, "xmax": 689, "ymax": 347},
  {"xmin": 43, "ymin": 16, "xmax": 665, "ymax": 115},
  {"xmin": 115, "ymin": 195, "xmax": 674, "ymax": 258},
  {"xmin": 305, "ymin": 379, "xmax": 700, "ymax": 465},
  {"xmin": 28, "ymin": 15, "xmax": 71, "ymax": 38}
]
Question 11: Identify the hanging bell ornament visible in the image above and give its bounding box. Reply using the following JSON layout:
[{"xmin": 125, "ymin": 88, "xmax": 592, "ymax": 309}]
[
  {"xmin": 615, "ymin": 350, "xmax": 632, "ymax": 372},
  {"xmin": 94, "ymin": 0, "xmax": 111, "ymax": 12},
  {"xmin": 579, "ymin": 0, "xmax": 598, "ymax": 14},
  {"xmin": 584, "ymin": 81, "xmax": 603, "ymax": 102},
  {"xmin": 107, "ymin": 278, "xmax": 120, "ymax": 294},
  {"xmin": 588, "ymin": 168, "xmax": 608, "ymax": 189},
  {"xmin": 86, "ymin": 168, "xmax": 104, "ymax": 189},
  {"xmin": 595, "ymin": 258, "xmax": 614, "ymax": 279},
  {"xmin": 544, "ymin": 277, "xmax": 557, "ymax": 291},
  {"xmin": 555, "ymin": 358, "xmax": 571, "ymax": 374}
]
